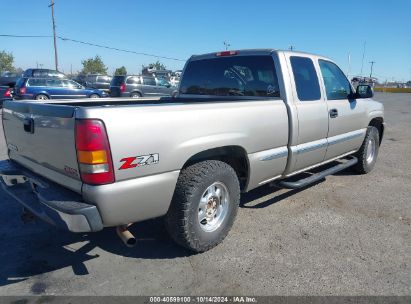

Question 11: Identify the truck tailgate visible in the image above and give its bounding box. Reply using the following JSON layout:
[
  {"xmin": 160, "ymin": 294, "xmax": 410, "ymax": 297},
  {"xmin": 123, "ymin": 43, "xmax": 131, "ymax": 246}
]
[{"xmin": 2, "ymin": 101, "xmax": 82, "ymax": 193}]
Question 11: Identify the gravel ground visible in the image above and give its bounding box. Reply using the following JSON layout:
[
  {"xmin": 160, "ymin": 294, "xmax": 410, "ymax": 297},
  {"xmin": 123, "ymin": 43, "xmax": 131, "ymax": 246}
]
[{"xmin": 0, "ymin": 93, "xmax": 410, "ymax": 296}]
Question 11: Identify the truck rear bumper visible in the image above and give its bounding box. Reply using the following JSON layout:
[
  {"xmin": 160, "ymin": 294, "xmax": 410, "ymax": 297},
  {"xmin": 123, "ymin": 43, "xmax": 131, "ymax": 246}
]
[{"xmin": 0, "ymin": 160, "xmax": 103, "ymax": 233}]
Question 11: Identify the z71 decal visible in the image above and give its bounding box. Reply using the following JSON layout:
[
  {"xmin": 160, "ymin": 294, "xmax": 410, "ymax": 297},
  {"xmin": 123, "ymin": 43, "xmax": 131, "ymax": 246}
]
[{"xmin": 119, "ymin": 153, "xmax": 159, "ymax": 170}]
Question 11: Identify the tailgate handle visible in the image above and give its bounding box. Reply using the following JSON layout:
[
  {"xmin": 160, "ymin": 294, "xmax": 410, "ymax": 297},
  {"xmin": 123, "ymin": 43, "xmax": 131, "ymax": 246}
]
[{"xmin": 23, "ymin": 118, "xmax": 34, "ymax": 133}]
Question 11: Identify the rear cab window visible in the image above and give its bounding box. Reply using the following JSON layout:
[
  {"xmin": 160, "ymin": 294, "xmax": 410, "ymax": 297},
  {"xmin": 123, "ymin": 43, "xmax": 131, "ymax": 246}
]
[
  {"xmin": 180, "ymin": 55, "xmax": 280, "ymax": 98},
  {"xmin": 290, "ymin": 56, "xmax": 321, "ymax": 101}
]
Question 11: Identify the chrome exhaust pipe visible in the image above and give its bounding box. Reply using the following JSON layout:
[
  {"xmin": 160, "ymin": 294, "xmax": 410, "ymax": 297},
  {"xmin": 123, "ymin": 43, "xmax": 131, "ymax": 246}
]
[{"xmin": 116, "ymin": 224, "xmax": 136, "ymax": 247}]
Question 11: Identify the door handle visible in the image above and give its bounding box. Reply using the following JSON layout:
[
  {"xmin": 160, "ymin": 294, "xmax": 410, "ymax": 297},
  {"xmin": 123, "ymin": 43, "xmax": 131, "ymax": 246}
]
[{"xmin": 329, "ymin": 109, "xmax": 338, "ymax": 118}]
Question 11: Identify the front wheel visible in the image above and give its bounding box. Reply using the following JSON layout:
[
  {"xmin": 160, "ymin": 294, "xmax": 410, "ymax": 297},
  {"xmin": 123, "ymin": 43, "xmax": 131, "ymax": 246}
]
[
  {"xmin": 353, "ymin": 126, "xmax": 380, "ymax": 174},
  {"xmin": 89, "ymin": 94, "xmax": 100, "ymax": 98},
  {"xmin": 165, "ymin": 160, "xmax": 240, "ymax": 252}
]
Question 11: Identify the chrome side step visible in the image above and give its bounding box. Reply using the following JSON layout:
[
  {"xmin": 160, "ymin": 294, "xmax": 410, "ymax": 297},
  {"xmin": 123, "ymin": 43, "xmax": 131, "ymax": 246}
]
[{"xmin": 278, "ymin": 157, "xmax": 358, "ymax": 189}]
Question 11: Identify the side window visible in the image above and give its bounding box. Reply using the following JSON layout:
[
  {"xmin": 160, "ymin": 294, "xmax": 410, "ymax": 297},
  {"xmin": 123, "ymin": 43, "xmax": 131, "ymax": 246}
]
[
  {"xmin": 27, "ymin": 78, "xmax": 46, "ymax": 86},
  {"xmin": 126, "ymin": 77, "xmax": 141, "ymax": 84},
  {"xmin": 46, "ymin": 79, "xmax": 63, "ymax": 87},
  {"xmin": 157, "ymin": 78, "xmax": 170, "ymax": 87},
  {"xmin": 62, "ymin": 80, "xmax": 80, "ymax": 88},
  {"xmin": 319, "ymin": 60, "xmax": 352, "ymax": 100},
  {"xmin": 143, "ymin": 77, "xmax": 156, "ymax": 86},
  {"xmin": 97, "ymin": 76, "xmax": 111, "ymax": 83},
  {"xmin": 290, "ymin": 56, "xmax": 321, "ymax": 101}
]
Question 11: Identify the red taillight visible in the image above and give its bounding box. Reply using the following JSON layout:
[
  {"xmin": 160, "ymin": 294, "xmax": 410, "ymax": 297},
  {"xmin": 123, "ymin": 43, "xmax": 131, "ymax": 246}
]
[
  {"xmin": 120, "ymin": 83, "xmax": 126, "ymax": 93},
  {"xmin": 20, "ymin": 87, "xmax": 26, "ymax": 94},
  {"xmin": 3, "ymin": 88, "xmax": 11, "ymax": 97},
  {"xmin": 216, "ymin": 50, "xmax": 237, "ymax": 57},
  {"xmin": 75, "ymin": 119, "xmax": 115, "ymax": 185}
]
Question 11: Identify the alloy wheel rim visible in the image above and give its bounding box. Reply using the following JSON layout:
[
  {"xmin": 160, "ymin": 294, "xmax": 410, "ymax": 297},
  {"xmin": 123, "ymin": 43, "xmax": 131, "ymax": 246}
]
[
  {"xmin": 366, "ymin": 138, "xmax": 376, "ymax": 164},
  {"xmin": 198, "ymin": 182, "xmax": 229, "ymax": 232}
]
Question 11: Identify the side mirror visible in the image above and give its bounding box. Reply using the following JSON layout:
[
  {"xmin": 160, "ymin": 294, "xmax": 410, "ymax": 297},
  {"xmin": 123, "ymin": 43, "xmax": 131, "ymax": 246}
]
[{"xmin": 356, "ymin": 84, "xmax": 373, "ymax": 99}]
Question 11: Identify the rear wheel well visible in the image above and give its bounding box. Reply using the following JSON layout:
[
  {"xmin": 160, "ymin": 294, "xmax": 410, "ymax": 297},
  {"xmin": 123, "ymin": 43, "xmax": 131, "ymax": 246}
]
[
  {"xmin": 35, "ymin": 93, "xmax": 50, "ymax": 99},
  {"xmin": 369, "ymin": 117, "xmax": 384, "ymax": 145},
  {"xmin": 130, "ymin": 91, "xmax": 142, "ymax": 97},
  {"xmin": 183, "ymin": 146, "xmax": 249, "ymax": 191}
]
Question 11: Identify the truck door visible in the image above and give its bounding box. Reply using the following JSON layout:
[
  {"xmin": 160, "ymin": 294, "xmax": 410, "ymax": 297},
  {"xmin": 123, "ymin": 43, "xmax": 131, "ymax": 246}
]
[
  {"xmin": 317, "ymin": 60, "xmax": 367, "ymax": 160},
  {"xmin": 286, "ymin": 55, "xmax": 329, "ymax": 173}
]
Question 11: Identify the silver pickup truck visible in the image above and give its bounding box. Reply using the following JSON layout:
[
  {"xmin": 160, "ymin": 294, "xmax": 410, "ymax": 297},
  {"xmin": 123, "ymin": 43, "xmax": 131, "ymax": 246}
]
[{"xmin": 0, "ymin": 49, "xmax": 384, "ymax": 252}]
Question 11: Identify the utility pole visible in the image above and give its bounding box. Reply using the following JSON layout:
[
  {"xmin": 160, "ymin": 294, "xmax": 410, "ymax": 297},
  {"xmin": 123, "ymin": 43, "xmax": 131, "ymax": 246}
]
[
  {"xmin": 223, "ymin": 41, "xmax": 230, "ymax": 50},
  {"xmin": 360, "ymin": 41, "xmax": 366, "ymax": 76},
  {"xmin": 289, "ymin": 45, "xmax": 294, "ymax": 51},
  {"xmin": 369, "ymin": 61, "xmax": 376, "ymax": 78},
  {"xmin": 49, "ymin": 0, "xmax": 59, "ymax": 71}
]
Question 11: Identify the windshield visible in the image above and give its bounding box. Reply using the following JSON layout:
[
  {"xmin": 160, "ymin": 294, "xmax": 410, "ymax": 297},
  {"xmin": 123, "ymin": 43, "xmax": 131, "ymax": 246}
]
[{"xmin": 180, "ymin": 55, "xmax": 280, "ymax": 97}]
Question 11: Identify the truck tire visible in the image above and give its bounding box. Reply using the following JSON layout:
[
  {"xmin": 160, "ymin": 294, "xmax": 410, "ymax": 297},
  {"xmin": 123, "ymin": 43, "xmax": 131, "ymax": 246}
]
[
  {"xmin": 353, "ymin": 126, "xmax": 380, "ymax": 174},
  {"xmin": 165, "ymin": 160, "xmax": 240, "ymax": 252}
]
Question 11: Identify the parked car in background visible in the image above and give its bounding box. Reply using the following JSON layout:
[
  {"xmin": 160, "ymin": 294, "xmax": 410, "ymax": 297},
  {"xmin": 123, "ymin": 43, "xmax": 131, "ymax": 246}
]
[
  {"xmin": 72, "ymin": 74, "xmax": 86, "ymax": 86},
  {"xmin": 170, "ymin": 76, "xmax": 180, "ymax": 87},
  {"xmin": 110, "ymin": 75, "xmax": 176, "ymax": 98},
  {"xmin": 23, "ymin": 69, "xmax": 67, "ymax": 79},
  {"xmin": 0, "ymin": 86, "xmax": 13, "ymax": 108},
  {"xmin": 84, "ymin": 74, "xmax": 112, "ymax": 92},
  {"xmin": 173, "ymin": 70, "xmax": 182, "ymax": 77},
  {"xmin": 0, "ymin": 71, "xmax": 21, "ymax": 87},
  {"xmin": 13, "ymin": 77, "xmax": 107, "ymax": 100}
]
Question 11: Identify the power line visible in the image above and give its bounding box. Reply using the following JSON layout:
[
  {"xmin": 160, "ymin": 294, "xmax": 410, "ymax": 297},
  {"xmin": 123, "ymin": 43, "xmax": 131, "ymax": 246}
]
[
  {"xmin": 0, "ymin": 34, "xmax": 52, "ymax": 38},
  {"xmin": 0, "ymin": 34, "xmax": 186, "ymax": 62},
  {"xmin": 57, "ymin": 36, "xmax": 185, "ymax": 61}
]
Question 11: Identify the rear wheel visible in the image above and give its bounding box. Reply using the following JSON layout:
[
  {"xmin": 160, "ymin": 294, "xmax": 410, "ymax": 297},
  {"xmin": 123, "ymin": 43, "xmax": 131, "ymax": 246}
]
[
  {"xmin": 354, "ymin": 126, "xmax": 380, "ymax": 174},
  {"xmin": 131, "ymin": 92, "xmax": 142, "ymax": 98},
  {"xmin": 35, "ymin": 94, "xmax": 49, "ymax": 100},
  {"xmin": 165, "ymin": 160, "xmax": 240, "ymax": 252}
]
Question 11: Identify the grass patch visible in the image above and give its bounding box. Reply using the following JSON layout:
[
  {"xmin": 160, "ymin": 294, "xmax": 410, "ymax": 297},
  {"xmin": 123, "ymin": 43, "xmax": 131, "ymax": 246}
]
[{"xmin": 374, "ymin": 87, "xmax": 411, "ymax": 93}]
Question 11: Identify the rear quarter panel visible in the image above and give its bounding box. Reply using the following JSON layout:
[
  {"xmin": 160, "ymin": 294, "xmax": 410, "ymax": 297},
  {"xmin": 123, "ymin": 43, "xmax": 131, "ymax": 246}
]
[{"xmin": 76, "ymin": 100, "xmax": 289, "ymax": 188}]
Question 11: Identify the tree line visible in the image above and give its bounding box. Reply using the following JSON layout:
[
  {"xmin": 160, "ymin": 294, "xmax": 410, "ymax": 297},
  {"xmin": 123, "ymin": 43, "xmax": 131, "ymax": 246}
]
[{"xmin": 0, "ymin": 50, "xmax": 167, "ymax": 77}]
